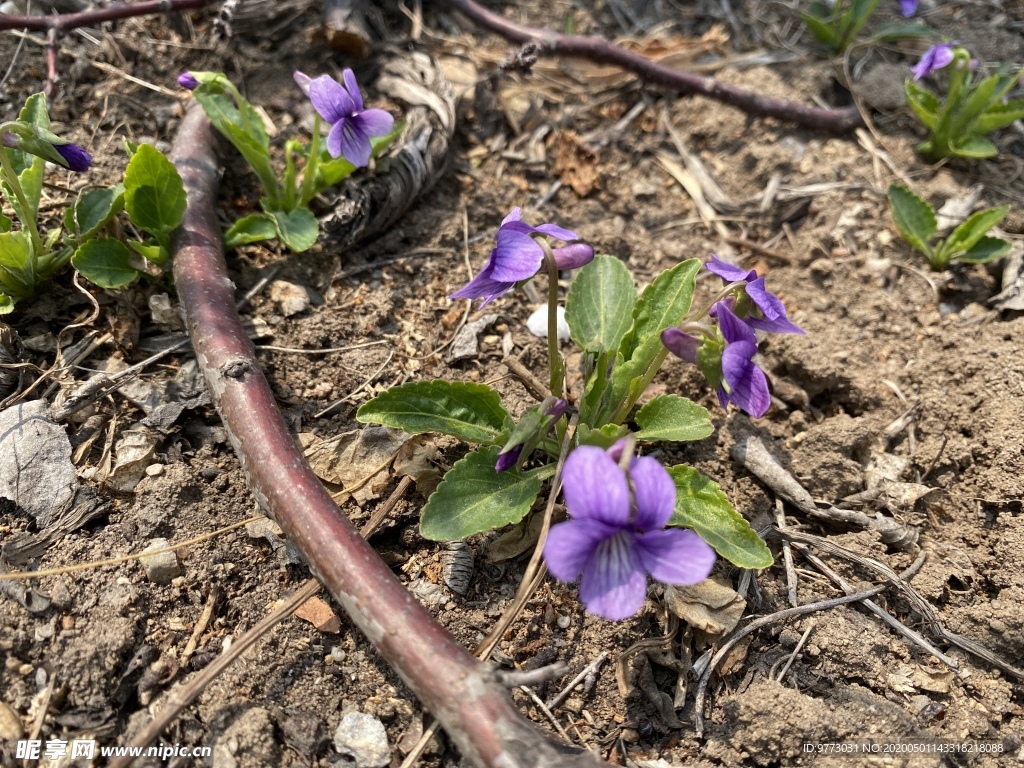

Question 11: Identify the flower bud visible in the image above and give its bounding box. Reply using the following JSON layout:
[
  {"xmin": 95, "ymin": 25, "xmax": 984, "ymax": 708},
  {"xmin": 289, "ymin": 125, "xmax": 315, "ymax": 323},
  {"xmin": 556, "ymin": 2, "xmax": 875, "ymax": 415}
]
[
  {"xmin": 55, "ymin": 143, "xmax": 92, "ymax": 172},
  {"xmin": 293, "ymin": 71, "xmax": 313, "ymax": 96},
  {"xmin": 552, "ymin": 243, "xmax": 595, "ymax": 271},
  {"xmin": 495, "ymin": 445, "xmax": 523, "ymax": 474},
  {"xmin": 177, "ymin": 72, "xmax": 199, "ymax": 90},
  {"xmin": 545, "ymin": 398, "xmax": 568, "ymax": 420},
  {"xmin": 662, "ymin": 328, "xmax": 699, "ymax": 364}
]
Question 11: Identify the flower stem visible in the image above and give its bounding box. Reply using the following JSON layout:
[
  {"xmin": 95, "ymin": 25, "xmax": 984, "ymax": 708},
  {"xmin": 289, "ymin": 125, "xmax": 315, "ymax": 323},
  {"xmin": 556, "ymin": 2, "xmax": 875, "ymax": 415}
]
[
  {"xmin": 300, "ymin": 113, "xmax": 322, "ymax": 206},
  {"xmin": 0, "ymin": 146, "xmax": 42, "ymax": 279},
  {"xmin": 540, "ymin": 239, "xmax": 567, "ymax": 444}
]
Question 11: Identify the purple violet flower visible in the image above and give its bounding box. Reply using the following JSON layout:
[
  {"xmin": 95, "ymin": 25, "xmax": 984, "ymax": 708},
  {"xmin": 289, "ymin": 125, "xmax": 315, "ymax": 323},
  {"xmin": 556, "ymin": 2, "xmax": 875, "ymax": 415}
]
[
  {"xmin": 543, "ymin": 445, "xmax": 715, "ymax": 621},
  {"xmin": 705, "ymin": 254, "xmax": 803, "ymax": 335},
  {"xmin": 495, "ymin": 445, "xmax": 523, "ymax": 474},
  {"xmin": 451, "ymin": 207, "xmax": 594, "ymax": 306},
  {"xmin": 913, "ymin": 43, "xmax": 956, "ymax": 80},
  {"xmin": 712, "ymin": 301, "xmax": 772, "ymax": 418},
  {"xmin": 55, "ymin": 143, "xmax": 92, "ymax": 172},
  {"xmin": 177, "ymin": 72, "xmax": 199, "ymax": 90},
  {"xmin": 303, "ymin": 69, "xmax": 394, "ymax": 168},
  {"xmin": 899, "ymin": 0, "xmax": 918, "ymax": 17}
]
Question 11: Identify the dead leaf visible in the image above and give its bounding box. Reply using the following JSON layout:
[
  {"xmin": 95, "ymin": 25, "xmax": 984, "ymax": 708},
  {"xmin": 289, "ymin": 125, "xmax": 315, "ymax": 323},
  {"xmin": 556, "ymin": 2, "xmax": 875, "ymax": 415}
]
[
  {"xmin": 912, "ymin": 665, "xmax": 953, "ymax": 693},
  {"xmin": 485, "ymin": 511, "xmax": 545, "ymax": 562},
  {"xmin": 664, "ymin": 577, "xmax": 746, "ymax": 636},
  {"xmin": 552, "ymin": 131, "xmax": 600, "ymax": 197},
  {"xmin": 393, "ymin": 436, "xmax": 442, "ymax": 498},
  {"xmin": 301, "ymin": 426, "xmax": 409, "ymax": 505},
  {"xmin": 107, "ymin": 428, "xmax": 158, "ymax": 492},
  {"xmin": 295, "ymin": 596, "xmax": 341, "ymax": 633}
]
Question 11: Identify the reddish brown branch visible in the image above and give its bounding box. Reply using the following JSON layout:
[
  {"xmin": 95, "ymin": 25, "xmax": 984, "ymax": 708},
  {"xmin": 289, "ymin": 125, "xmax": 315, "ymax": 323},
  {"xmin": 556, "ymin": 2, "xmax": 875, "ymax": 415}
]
[
  {"xmin": 167, "ymin": 105, "xmax": 604, "ymax": 768},
  {"xmin": 446, "ymin": 0, "xmax": 863, "ymax": 133},
  {"xmin": 0, "ymin": 0, "xmax": 212, "ymax": 32}
]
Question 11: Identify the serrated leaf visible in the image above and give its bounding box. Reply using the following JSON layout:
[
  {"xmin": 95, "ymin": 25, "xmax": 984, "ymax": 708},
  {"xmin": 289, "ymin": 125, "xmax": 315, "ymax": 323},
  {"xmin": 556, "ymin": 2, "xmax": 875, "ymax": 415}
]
[
  {"xmin": 71, "ymin": 237, "xmax": 139, "ymax": 289},
  {"xmin": 955, "ymin": 235, "xmax": 1011, "ymax": 264},
  {"xmin": 904, "ymin": 80, "xmax": 940, "ymax": 130},
  {"xmin": 950, "ymin": 135, "xmax": 998, "ymax": 159},
  {"xmin": 941, "ymin": 205, "xmax": 1009, "ymax": 259},
  {"xmin": 224, "ymin": 213, "xmax": 278, "ymax": 248},
  {"xmin": 64, "ymin": 184, "xmax": 124, "ymax": 241},
  {"xmin": 667, "ymin": 465, "xmax": 773, "ymax": 569},
  {"xmin": 268, "ymin": 207, "xmax": 319, "ymax": 253},
  {"xmin": 565, "ymin": 255, "xmax": 636, "ymax": 353},
  {"xmin": 635, "ymin": 395, "xmax": 714, "ymax": 443},
  {"xmin": 888, "ymin": 183, "xmax": 936, "ymax": 255},
  {"xmin": 970, "ymin": 99, "xmax": 1024, "ymax": 134},
  {"xmin": 951, "ymin": 74, "xmax": 1000, "ymax": 136},
  {"xmin": 357, "ymin": 379, "xmax": 510, "ymax": 444},
  {"xmin": 576, "ymin": 423, "xmax": 628, "ymax": 449},
  {"xmin": 194, "ymin": 89, "xmax": 279, "ymax": 199},
  {"xmin": 192, "ymin": 84, "xmax": 268, "ymax": 148},
  {"xmin": 124, "ymin": 145, "xmax": 186, "ymax": 235},
  {"xmin": 420, "ymin": 446, "xmax": 543, "ymax": 540}
]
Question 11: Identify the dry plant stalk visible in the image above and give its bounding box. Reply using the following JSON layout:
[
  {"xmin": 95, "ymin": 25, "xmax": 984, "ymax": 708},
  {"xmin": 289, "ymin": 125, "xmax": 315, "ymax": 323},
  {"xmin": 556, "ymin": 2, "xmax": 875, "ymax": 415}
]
[{"xmin": 168, "ymin": 105, "xmax": 604, "ymax": 768}]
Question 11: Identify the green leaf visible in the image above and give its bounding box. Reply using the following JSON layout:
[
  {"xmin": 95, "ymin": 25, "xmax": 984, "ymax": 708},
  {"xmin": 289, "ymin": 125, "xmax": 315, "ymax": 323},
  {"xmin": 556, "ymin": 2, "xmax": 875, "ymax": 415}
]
[
  {"xmin": 955, "ymin": 235, "xmax": 1011, "ymax": 264},
  {"xmin": 123, "ymin": 144, "xmax": 186, "ymax": 235},
  {"xmin": 950, "ymin": 135, "xmax": 998, "ymax": 159},
  {"xmin": 7, "ymin": 93, "xmax": 52, "ymax": 177},
  {"xmin": 127, "ymin": 240, "xmax": 167, "ymax": 265},
  {"xmin": 224, "ymin": 213, "xmax": 278, "ymax": 249},
  {"xmin": 64, "ymin": 184, "xmax": 124, "ymax": 241},
  {"xmin": 870, "ymin": 21, "xmax": 933, "ymax": 41},
  {"xmin": 634, "ymin": 395, "xmax": 714, "ymax": 443},
  {"xmin": 420, "ymin": 446, "xmax": 543, "ymax": 540},
  {"xmin": 71, "ymin": 237, "xmax": 139, "ymax": 289},
  {"xmin": 888, "ymin": 183, "xmax": 936, "ymax": 255},
  {"xmin": 0, "ymin": 293, "xmax": 14, "ymax": 314},
  {"xmin": 904, "ymin": 80, "xmax": 941, "ymax": 131},
  {"xmin": 0, "ymin": 212, "xmax": 11, "ymax": 233},
  {"xmin": 565, "ymin": 255, "xmax": 636, "ymax": 353},
  {"xmin": 950, "ymin": 74, "xmax": 999, "ymax": 136},
  {"xmin": 357, "ymin": 379, "xmax": 510, "ymax": 444},
  {"xmin": 667, "ymin": 465, "xmax": 773, "ymax": 569},
  {"xmin": 192, "ymin": 84, "xmax": 268, "ymax": 149},
  {"xmin": 801, "ymin": 11, "xmax": 838, "ymax": 47},
  {"xmin": 576, "ymin": 423, "xmax": 628, "ymax": 449},
  {"xmin": 0, "ymin": 231, "xmax": 35, "ymax": 296},
  {"xmin": 268, "ymin": 207, "xmax": 319, "ymax": 253},
  {"xmin": 971, "ymin": 99, "xmax": 1024, "ymax": 134},
  {"xmin": 941, "ymin": 204, "xmax": 1010, "ymax": 259},
  {"xmin": 607, "ymin": 258, "xmax": 701, "ymax": 417},
  {"xmin": 193, "ymin": 88, "xmax": 279, "ymax": 200}
]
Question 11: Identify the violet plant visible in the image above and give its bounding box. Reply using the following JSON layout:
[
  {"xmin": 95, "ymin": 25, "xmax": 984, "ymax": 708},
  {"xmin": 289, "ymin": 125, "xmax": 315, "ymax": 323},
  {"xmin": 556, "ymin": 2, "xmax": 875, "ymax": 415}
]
[
  {"xmin": 802, "ymin": 0, "xmax": 928, "ymax": 53},
  {"xmin": 179, "ymin": 69, "xmax": 400, "ymax": 253},
  {"xmin": 357, "ymin": 208, "xmax": 799, "ymax": 618},
  {"xmin": 1, "ymin": 93, "xmax": 186, "ymax": 313},
  {"xmin": 905, "ymin": 43, "xmax": 1024, "ymax": 160},
  {"xmin": 888, "ymin": 183, "xmax": 1010, "ymax": 270}
]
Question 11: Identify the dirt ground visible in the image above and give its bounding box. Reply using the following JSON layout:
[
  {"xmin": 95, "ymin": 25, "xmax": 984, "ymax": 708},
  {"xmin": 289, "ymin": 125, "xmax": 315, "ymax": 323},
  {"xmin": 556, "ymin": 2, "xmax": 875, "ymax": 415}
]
[{"xmin": 1, "ymin": 1, "xmax": 1023, "ymax": 767}]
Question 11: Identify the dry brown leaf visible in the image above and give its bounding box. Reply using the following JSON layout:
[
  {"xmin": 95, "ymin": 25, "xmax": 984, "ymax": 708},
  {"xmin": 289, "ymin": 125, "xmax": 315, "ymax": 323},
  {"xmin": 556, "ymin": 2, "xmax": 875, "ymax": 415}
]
[
  {"xmin": 912, "ymin": 665, "xmax": 954, "ymax": 693},
  {"xmin": 664, "ymin": 577, "xmax": 746, "ymax": 636},
  {"xmin": 484, "ymin": 511, "xmax": 545, "ymax": 563},
  {"xmin": 295, "ymin": 596, "xmax": 342, "ymax": 633},
  {"xmin": 552, "ymin": 131, "xmax": 601, "ymax": 197},
  {"xmin": 393, "ymin": 436, "xmax": 442, "ymax": 498},
  {"xmin": 300, "ymin": 426, "xmax": 408, "ymax": 505}
]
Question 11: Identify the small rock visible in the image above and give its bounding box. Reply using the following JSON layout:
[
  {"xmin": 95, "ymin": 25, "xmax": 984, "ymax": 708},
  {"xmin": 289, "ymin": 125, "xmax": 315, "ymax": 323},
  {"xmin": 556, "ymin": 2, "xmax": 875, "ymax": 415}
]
[
  {"xmin": 139, "ymin": 538, "xmax": 182, "ymax": 584},
  {"xmin": 145, "ymin": 463, "xmax": 165, "ymax": 477},
  {"xmin": 0, "ymin": 701, "xmax": 23, "ymax": 741},
  {"xmin": 526, "ymin": 305, "xmax": 570, "ymax": 341},
  {"xmin": 294, "ymin": 596, "xmax": 342, "ymax": 634},
  {"xmin": 269, "ymin": 280, "xmax": 316, "ymax": 317},
  {"xmin": 333, "ymin": 712, "xmax": 390, "ymax": 768}
]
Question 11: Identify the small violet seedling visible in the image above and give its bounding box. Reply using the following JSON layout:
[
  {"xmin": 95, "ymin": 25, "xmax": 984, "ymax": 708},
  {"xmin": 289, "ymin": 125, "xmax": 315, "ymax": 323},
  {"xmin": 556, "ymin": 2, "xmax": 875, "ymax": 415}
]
[
  {"xmin": 179, "ymin": 69, "xmax": 400, "ymax": 253},
  {"xmin": 544, "ymin": 443, "xmax": 715, "ymax": 620},
  {"xmin": 905, "ymin": 43, "xmax": 1024, "ymax": 160},
  {"xmin": 1, "ymin": 93, "xmax": 185, "ymax": 312},
  {"xmin": 888, "ymin": 183, "xmax": 1010, "ymax": 270},
  {"xmin": 802, "ymin": 0, "xmax": 924, "ymax": 54},
  {"xmin": 357, "ymin": 206, "xmax": 784, "ymax": 620}
]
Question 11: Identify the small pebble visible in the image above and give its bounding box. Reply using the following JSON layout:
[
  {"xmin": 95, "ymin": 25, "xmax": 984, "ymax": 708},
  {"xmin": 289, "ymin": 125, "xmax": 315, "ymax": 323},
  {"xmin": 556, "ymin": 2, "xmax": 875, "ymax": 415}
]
[
  {"xmin": 18, "ymin": 664, "xmax": 33, "ymax": 676},
  {"xmin": 556, "ymin": 615, "xmax": 571, "ymax": 629},
  {"xmin": 145, "ymin": 463, "xmax": 165, "ymax": 477},
  {"xmin": 333, "ymin": 712, "xmax": 390, "ymax": 768},
  {"xmin": 139, "ymin": 538, "xmax": 182, "ymax": 584},
  {"xmin": 0, "ymin": 701, "xmax": 23, "ymax": 741}
]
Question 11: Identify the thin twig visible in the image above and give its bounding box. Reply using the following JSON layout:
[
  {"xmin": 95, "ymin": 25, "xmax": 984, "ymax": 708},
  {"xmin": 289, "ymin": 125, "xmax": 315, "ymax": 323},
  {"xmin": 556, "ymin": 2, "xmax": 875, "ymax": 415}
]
[
  {"xmin": 546, "ymin": 651, "xmax": 609, "ymax": 711},
  {"xmin": 445, "ymin": 0, "xmax": 862, "ymax": 133},
  {"xmin": 0, "ymin": 0, "xmax": 213, "ymax": 32}
]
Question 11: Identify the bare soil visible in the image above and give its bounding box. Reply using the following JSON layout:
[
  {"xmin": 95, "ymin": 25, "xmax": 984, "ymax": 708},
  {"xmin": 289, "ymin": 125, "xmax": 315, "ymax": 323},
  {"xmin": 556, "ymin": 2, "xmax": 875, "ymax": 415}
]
[{"xmin": 1, "ymin": 1, "xmax": 1023, "ymax": 767}]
